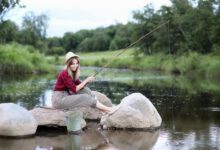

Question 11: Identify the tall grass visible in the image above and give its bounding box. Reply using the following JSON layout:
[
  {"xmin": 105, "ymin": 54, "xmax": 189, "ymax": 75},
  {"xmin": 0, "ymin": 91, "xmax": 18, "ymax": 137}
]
[
  {"xmin": 77, "ymin": 49, "xmax": 220, "ymax": 77},
  {"xmin": 0, "ymin": 43, "xmax": 52, "ymax": 74},
  {"xmin": 45, "ymin": 48, "xmax": 220, "ymax": 77}
]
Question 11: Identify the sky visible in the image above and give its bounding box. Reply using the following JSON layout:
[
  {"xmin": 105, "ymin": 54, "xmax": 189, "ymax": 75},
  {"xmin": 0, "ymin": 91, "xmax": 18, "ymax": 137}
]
[{"xmin": 5, "ymin": 0, "xmax": 171, "ymax": 37}]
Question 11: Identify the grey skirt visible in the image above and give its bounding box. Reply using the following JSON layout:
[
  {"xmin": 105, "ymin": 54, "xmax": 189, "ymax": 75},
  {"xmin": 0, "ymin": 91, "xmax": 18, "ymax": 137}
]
[{"xmin": 51, "ymin": 87, "xmax": 97, "ymax": 110}]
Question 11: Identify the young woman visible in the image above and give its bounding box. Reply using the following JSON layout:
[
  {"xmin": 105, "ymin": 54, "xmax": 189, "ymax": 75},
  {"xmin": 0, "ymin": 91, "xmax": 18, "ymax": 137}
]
[{"xmin": 51, "ymin": 52, "xmax": 119, "ymax": 114}]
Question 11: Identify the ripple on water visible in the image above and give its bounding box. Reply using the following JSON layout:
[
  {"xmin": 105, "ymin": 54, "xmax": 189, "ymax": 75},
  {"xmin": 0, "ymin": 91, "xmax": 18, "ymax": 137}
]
[{"xmin": 202, "ymin": 107, "xmax": 220, "ymax": 112}]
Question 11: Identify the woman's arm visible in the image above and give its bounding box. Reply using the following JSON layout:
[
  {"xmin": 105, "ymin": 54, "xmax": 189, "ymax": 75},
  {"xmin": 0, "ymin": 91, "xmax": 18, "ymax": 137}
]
[{"xmin": 75, "ymin": 76, "xmax": 95, "ymax": 92}]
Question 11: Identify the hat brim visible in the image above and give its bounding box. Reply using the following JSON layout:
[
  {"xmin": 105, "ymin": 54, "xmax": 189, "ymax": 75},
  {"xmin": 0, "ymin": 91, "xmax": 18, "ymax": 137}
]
[{"xmin": 65, "ymin": 55, "xmax": 79, "ymax": 64}]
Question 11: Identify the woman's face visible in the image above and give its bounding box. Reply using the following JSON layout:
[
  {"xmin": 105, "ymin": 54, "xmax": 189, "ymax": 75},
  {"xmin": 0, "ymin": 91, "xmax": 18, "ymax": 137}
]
[{"xmin": 70, "ymin": 58, "xmax": 79, "ymax": 72}]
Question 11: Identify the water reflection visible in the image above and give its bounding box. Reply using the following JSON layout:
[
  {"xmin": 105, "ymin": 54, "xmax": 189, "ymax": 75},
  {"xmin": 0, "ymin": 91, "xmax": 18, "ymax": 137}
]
[
  {"xmin": 0, "ymin": 74, "xmax": 53, "ymax": 109},
  {"xmin": 67, "ymin": 123, "xmax": 159, "ymax": 150},
  {"xmin": 100, "ymin": 130, "xmax": 159, "ymax": 150},
  {"xmin": 0, "ymin": 134, "xmax": 67, "ymax": 150},
  {"xmin": 0, "ymin": 123, "xmax": 159, "ymax": 150},
  {"xmin": 155, "ymin": 124, "xmax": 220, "ymax": 150}
]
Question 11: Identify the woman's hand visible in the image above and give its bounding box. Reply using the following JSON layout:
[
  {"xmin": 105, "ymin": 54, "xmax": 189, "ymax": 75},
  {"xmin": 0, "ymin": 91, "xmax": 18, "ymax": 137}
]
[
  {"xmin": 76, "ymin": 76, "xmax": 95, "ymax": 92},
  {"xmin": 86, "ymin": 76, "xmax": 95, "ymax": 83}
]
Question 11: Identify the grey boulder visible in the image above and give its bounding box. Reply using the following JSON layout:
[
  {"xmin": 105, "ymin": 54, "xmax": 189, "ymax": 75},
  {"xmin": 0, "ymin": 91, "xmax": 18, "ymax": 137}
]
[
  {"xmin": 101, "ymin": 93, "xmax": 162, "ymax": 129},
  {"xmin": 0, "ymin": 103, "xmax": 37, "ymax": 137}
]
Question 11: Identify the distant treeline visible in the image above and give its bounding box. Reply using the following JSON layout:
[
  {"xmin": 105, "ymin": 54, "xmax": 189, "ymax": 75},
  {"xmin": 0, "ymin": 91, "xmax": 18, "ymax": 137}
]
[{"xmin": 0, "ymin": 0, "xmax": 220, "ymax": 56}]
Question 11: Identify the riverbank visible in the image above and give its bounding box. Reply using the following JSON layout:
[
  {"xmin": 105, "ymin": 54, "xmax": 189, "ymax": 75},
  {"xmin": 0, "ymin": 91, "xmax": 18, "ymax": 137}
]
[
  {"xmin": 47, "ymin": 48, "xmax": 220, "ymax": 78},
  {"xmin": 1, "ymin": 43, "xmax": 219, "ymax": 78},
  {"xmin": 0, "ymin": 43, "xmax": 53, "ymax": 74}
]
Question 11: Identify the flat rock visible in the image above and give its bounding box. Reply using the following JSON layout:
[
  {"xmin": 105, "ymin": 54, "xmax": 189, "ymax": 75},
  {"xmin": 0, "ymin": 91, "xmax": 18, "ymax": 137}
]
[
  {"xmin": 30, "ymin": 108, "xmax": 86, "ymax": 129},
  {"xmin": 30, "ymin": 91, "xmax": 112, "ymax": 127},
  {"xmin": 30, "ymin": 107, "xmax": 67, "ymax": 127}
]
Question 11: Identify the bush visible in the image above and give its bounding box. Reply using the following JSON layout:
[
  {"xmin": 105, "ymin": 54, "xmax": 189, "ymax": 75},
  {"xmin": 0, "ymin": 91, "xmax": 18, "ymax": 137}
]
[{"xmin": 0, "ymin": 43, "xmax": 52, "ymax": 74}]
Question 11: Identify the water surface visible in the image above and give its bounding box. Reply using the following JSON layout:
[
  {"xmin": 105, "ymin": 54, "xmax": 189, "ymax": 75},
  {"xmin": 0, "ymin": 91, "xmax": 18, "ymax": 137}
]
[{"xmin": 0, "ymin": 67, "xmax": 219, "ymax": 150}]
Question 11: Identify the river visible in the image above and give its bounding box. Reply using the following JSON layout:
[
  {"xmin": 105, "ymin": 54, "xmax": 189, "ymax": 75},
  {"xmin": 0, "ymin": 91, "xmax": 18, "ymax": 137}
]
[{"xmin": 0, "ymin": 67, "xmax": 219, "ymax": 150}]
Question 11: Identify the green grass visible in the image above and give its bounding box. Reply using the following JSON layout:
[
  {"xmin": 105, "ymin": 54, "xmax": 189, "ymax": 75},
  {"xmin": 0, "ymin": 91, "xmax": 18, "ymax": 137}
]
[
  {"xmin": 79, "ymin": 49, "xmax": 220, "ymax": 77},
  {"xmin": 46, "ymin": 48, "xmax": 220, "ymax": 77},
  {"xmin": 0, "ymin": 43, "xmax": 54, "ymax": 74},
  {"xmin": 2, "ymin": 42, "xmax": 219, "ymax": 78}
]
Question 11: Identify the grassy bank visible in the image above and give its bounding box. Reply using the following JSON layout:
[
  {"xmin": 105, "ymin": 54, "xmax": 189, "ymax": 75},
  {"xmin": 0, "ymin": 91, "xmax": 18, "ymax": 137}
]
[
  {"xmin": 47, "ymin": 48, "xmax": 220, "ymax": 78},
  {"xmin": 2, "ymin": 43, "xmax": 219, "ymax": 77},
  {"xmin": 79, "ymin": 49, "xmax": 220, "ymax": 78},
  {"xmin": 0, "ymin": 43, "xmax": 53, "ymax": 74}
]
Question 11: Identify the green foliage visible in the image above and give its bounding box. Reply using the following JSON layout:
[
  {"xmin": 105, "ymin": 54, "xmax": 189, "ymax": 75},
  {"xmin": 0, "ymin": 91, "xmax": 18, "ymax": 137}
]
[
  {"xmin": 174, "ymin": 52, "xmax": 201, "ymax": 74},
  {"xmin": 62, "ymin": 32, "xmax": 82, "ymax": 52},
  {"xmin": 47, "ymin": 37, "xmax": 62, "ymax": 49},
  {"xmin": 16, "ymin": 11, "xmax": 49, "ymax": 53},
  {"xmin": 0, "ymin": 75, "xmax": 51, "ymax": 108},
  {"xmin": 78, "ymin": 49, "xmax": 220, "ymax": 77},
  {"xmin": 1, "ymin": 0, "xmax": 220, "ymax": 67},
  {"xmin": 132, "ymin": 0, "xmax": 220, "ymax": 55},
  {"xmin": 22, "ymin": 11, "xmax": 48, "ymax": 39},
  {"xmin": 109, "ymin": 23, "xmax": 134, "ymax": 50},
  {"xmin": 91, "ymin": 32, "xmax": 111, "ymax": 51},
  {"xmin": 0, "ymin": 0, "xmax": 21, "ymax": 21},
  {"xmin": 47, "ymin": 46, "xmax": 65, "ymax": 55},
  {"xmin": 212, "ymin": 45, "xmax": 220, "ymax": 56},
  {"xmin": 0, "ymin": 43, "xmax": 52, "ymax": 74},
  {"xmin": 77, "ymin": 37, "xmax": 94, "ymax": 52},
  {"xmin": 109, "ymin": 40, "xmax": 118, "ymax": 50},
  {"xmin": 0, "ymin": 20, "xmax": 18, "ymax": 43}
]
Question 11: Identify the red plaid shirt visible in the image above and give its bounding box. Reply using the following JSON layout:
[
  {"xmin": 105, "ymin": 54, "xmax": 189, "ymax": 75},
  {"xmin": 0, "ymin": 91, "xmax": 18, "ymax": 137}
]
[{"xmin": 54, "ymin": 70, "xmax": 81, "ymax": 93}]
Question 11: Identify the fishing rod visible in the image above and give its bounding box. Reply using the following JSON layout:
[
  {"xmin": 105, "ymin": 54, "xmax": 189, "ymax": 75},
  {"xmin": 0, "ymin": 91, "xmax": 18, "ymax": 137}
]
[{"xmin": 92, "ymin": 20, "xmax": 169, "ymax": 77}]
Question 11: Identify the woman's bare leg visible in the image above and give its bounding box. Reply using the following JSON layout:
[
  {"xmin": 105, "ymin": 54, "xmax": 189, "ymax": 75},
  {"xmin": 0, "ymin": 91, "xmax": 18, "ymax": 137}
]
[
  {"xmin": 96, "ymin": 100, "xmax": 111, "ymax": 112},
  {"xmin": 96, "ymin": 100, "xmax": 120, "ymax": 114}
]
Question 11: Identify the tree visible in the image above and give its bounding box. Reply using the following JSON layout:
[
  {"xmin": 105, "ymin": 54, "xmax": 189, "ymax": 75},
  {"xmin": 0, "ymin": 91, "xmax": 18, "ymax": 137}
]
[
  {"xmin": 22, "ymin": 11, "xmax": 49, "ymax": 39},
  {"xmin": 62, "ymin": 30, "xmax": 94, "ymax": 52},
  {"xmin": 47, "ymin": 46, "xmax": 65, "ymax": 55},
  {"xmin": 131, "ymin": 0, "xmax": 219, "ymax": 55},
  {"xmin": 17, "ymin": 28, "xmax": 40, "ymax": 48},
  {"xmin": 92, "ymin": 31, "xmax": 111, "ymax": 51},
  {"xmin": 62, "ymin": 32, "xmax": 80, "ymax": 52},
  {"xmin": 47, "ymin": 37, "xmax": 62, "ymax": 48},
  {"xmin": 0, "ymin": 0, "xmax": 21, "ymax": 21},
  {"xmin": 0, "ymin": 20, "xmax": 18, "ymax": 43},
  {"xmin": 211, "ymin": 1, "xmax": 220, "ymax": 50},
  {"xmin": 170, "ymin": 0, "xmax": 194, "ymax": 53},
  {"xmin": 105, "ymin": 25, "xmax": 117, "ymax": 39},
  {"xmin": 132, "ymin": 4, "xmax": 161, "ymax": 55},
  {"xmin": 109, "ymin": 23, "xmax": 133, "ymax": 50},
  {"xmin": 17, "ymin": 11, "xmax": 49, "ymax": 52},
  {"xmin": 77, "ymin": 37, "xmax": 93, "ymax": 52}
]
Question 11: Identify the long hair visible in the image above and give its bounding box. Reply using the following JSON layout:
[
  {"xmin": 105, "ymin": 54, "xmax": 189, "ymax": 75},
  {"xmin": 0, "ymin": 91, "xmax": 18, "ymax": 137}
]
[{"xmin": 64, "ymin": 57, "xmax": 80, "ymax": 80}]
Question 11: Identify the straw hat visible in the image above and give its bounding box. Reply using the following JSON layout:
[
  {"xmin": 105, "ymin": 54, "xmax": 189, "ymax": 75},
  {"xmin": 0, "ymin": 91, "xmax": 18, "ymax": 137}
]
[{"xmin": 65, "ymin": 52, "xmax": 79, "ymax": 64}]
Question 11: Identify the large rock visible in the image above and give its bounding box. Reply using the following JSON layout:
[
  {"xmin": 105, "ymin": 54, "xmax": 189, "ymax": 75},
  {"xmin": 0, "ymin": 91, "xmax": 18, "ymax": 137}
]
[
  {"xmin": 30, "ymin": 91, "xmax": 112, "ymax": 128},
  {"xmin": 0, "ymin": 103, "xmax": 37, "ymax": 137},
  {"xmin": 101, "ymin": 93, "xmax": 162, "ymax": 129},
  {"xmin": 30, "ymin": 108, "xmax": 86, "ymax": 129},
  {"xmin": 92, "ymin": 91, "xmax": 112, "ymax": 107},
  {"xmin": 30, "ymin": 107, "xmax": 66, "ymax": 126}
]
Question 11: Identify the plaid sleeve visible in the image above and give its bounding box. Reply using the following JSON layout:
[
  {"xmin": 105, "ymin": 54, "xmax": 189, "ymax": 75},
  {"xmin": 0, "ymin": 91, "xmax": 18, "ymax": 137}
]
[
  {"xmin": 75, "ymin": 79, "xmax": 81, "ymax": 85},
  {"xmin": 61, "ymin": 71, "xmax": 77, "ymax": 93}
]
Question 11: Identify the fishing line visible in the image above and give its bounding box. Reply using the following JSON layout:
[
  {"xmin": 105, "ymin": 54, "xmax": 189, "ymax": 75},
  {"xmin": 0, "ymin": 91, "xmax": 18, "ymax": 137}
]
[{"xmin": 92, "ymin": 20, "xmax": 169, "ymax": 77}]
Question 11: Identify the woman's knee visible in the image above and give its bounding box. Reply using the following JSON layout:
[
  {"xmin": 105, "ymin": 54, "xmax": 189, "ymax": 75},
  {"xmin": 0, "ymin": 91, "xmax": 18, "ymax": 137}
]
[
  {"xmin": 79, "ymin": 87, "xmax": 92, "ymax": 95},
  {"xmin": 80, "ymin": 94, "xmax": 97, "ymax": 107}
]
